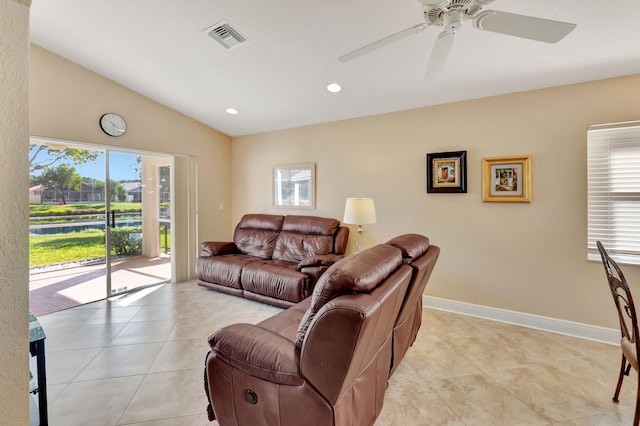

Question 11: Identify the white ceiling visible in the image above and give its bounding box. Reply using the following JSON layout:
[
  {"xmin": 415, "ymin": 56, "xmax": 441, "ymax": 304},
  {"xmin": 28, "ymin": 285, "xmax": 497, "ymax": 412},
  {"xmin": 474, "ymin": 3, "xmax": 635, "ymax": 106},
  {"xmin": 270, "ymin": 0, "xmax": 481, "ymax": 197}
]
[{"xmin": 30, "ymin": 0, "xmax": 640, "ymax": 137}]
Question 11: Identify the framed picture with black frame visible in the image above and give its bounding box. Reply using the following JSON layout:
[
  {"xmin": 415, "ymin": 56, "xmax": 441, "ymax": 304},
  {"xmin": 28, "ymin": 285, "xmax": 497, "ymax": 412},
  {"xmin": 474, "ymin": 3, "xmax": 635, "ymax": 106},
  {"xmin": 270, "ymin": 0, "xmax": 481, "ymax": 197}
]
[{"xmin": 426, "ymin": 151, "xmax": 467, "ymax": 193}]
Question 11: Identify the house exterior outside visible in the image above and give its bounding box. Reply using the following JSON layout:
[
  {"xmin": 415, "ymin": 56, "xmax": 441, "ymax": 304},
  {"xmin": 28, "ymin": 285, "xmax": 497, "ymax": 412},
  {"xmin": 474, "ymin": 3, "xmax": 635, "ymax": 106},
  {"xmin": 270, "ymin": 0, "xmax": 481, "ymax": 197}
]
[
  {"xmin": 28, "ymin": 184, "xmax": 44, "ymax": 204},
  {"xmin": 29, "ymin": 179, "xmax": 140, "ymax": 204}
]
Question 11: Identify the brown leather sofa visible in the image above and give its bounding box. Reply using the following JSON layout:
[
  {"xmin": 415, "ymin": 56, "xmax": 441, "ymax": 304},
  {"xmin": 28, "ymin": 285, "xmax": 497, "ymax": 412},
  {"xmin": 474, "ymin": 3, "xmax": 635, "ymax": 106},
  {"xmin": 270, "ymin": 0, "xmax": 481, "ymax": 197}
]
[
  {"xmin": 204, "ymin": 234, "xmax": 439, "ymax": 426},
  {"xmin": 195, "ymin": 214, "xmax": 349, "ymax": 308}
]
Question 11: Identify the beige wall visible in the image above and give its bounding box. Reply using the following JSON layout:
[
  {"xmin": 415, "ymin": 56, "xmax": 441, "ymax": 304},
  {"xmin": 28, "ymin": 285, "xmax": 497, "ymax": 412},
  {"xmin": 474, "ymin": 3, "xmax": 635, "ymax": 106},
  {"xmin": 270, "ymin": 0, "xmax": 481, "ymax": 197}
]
[
  {"xmin": 1, "ymin": 0, "xmax": 31, "ymax": 422},
  {"xmin": 29, "ymin": 44, "xmax": 234, "ymax": 279},
  {"xmin": 232, "ymin": 74, "xmax": 640, "ymax": 329}
]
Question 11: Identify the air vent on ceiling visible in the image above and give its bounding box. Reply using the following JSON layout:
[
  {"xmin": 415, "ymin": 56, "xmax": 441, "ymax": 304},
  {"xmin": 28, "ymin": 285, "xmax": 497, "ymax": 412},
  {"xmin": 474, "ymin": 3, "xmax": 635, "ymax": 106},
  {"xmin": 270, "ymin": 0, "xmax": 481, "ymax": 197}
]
[{"xmin": 205, "ymin": 20, "xmax": 248, "ymax": 50}]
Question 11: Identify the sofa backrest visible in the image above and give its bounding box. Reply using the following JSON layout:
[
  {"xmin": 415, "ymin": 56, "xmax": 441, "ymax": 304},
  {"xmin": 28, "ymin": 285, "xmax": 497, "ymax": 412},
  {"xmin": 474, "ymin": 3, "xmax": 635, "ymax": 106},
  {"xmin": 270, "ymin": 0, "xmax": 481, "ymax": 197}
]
[
  {"xmin": 272, "ymin": 215, "xmax": 342, "ymax": 262},
  {"xmin": 233, "ymin": 214, "xmax": 284, "ymax": 258},
  {"xmin": 386, "ymin": 234, "xmax": 439, "ymax": 322},
  {"xmin": 295, "ymin": 244, "xmax": 411, "ymax": 407},
  {"xmin": 333, "ymin": 227, "xmax": 349, "ymax": 255},
  {"xmin": 294, "ymin": 244, "xmax": 402, "ymax": 349},
  {"xmin": 385, "ymin": 233, "xmax": 440, "ymax": 375}
]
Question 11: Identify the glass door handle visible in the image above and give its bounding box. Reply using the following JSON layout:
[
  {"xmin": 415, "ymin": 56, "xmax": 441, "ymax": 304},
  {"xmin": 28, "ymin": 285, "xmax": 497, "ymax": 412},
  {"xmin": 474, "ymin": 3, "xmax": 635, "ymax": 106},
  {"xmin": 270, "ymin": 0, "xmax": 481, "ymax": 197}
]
[{"xmin": 108, "ymin": 210, "xmax": 116, "ymax": 228}]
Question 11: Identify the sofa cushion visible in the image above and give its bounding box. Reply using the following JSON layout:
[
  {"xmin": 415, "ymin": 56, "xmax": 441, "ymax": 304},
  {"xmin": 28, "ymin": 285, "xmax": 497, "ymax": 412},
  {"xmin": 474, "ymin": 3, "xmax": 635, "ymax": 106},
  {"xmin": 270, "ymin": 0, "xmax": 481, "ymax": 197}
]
[
  {"xmin": 258, "ymin": 298, "xmax": 311, "ymax": 342},
  {"xmin": 272, "ymin": 216, "xmax": 340, "ymax": 262},
  {"xmin": 385, "ymin": 234, "xmax": 430, "ymax": 262},
  {"xmin": 234, "ymin": 214, "xmax": 284, "ymax": 259},
  {"xmin": 241, "ymin": 260, "xmax": 309, "ymax": 304},
  {"xmin": 195, "ymin": 254, "xmax": 259, "ymax": 289},
  {"xmin": 294, "ymin": 244, "xmax": 402, "ymax": 351}
]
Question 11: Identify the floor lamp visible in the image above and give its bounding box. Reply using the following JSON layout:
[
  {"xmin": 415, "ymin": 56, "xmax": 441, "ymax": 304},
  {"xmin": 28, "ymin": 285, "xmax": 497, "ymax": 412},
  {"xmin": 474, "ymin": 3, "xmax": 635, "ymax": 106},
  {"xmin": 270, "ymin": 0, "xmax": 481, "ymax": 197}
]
[{"xmin": 343, "ymin": 198, "xmax": 377, "ymax": 251}]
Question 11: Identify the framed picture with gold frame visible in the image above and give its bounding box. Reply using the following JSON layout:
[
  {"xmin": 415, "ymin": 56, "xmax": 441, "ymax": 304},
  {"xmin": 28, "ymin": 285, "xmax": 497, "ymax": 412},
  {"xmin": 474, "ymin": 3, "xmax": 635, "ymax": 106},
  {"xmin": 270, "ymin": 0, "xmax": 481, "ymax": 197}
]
[
  {"xmin": 426, "ymin": 151, "xmax": 467, "ymax": 193},
  {"xmin": 482, "ymin": 155, "xmax": 531, "ymax": 202}
]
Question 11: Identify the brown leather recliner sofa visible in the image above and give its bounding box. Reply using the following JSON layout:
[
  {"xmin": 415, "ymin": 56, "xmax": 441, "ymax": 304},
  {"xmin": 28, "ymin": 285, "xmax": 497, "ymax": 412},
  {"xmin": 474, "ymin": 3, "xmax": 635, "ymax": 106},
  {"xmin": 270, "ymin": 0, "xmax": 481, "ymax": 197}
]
[
  {"xmin": 204, "ymin": 234, "xmax": 439, "ymax": 426},
  {"xmin": 195, "ymin": 214, "xmax": 349, "ymax": 308}
]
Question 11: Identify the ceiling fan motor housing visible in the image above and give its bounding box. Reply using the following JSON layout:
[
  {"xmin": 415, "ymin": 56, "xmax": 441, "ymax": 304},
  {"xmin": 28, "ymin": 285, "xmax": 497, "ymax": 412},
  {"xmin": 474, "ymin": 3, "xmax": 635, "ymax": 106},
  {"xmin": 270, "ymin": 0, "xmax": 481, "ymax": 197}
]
[{"xmin": 423, "ymin": 0, "xmax": 495, "ymax": 27}]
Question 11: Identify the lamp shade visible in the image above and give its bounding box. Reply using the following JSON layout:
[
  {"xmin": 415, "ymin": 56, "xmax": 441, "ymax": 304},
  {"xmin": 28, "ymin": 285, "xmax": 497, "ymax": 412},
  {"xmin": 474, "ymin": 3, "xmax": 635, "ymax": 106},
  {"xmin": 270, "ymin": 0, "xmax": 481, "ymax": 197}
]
[{"xmin": 343, "ymin": 198, "xmax": 377, "ymax": 225}]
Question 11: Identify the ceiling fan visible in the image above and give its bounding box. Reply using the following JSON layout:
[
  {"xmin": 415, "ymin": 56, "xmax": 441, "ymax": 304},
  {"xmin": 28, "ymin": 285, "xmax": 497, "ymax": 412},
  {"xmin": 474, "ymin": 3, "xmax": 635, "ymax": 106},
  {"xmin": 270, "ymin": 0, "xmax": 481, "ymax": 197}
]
[{"xmin": 338, "ymin": 0, "xmax": 576, "ymax": 80}]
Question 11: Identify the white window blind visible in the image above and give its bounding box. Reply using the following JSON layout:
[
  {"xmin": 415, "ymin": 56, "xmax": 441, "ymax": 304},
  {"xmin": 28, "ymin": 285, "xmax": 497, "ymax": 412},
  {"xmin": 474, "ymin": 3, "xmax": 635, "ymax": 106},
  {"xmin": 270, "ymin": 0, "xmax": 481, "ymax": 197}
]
[{"xmin": 587, "ymin": 121, "xmax": 640, "ymax": 264}]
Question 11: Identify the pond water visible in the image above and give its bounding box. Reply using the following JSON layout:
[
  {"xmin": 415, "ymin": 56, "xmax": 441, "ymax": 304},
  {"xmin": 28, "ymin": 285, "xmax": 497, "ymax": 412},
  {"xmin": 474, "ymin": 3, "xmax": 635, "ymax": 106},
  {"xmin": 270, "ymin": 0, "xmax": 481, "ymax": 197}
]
[{"xmin": 29, "ymin": 220, "xmax": 142, "ymax": 235}]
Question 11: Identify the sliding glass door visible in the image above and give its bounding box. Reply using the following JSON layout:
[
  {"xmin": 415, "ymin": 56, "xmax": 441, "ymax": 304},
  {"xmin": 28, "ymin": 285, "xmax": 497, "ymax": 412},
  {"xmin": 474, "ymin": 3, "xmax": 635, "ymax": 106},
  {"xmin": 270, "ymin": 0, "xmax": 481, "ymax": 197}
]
[
  {"xmin": 29, "ymin": 140, "xmax": 173, "ymax": 314},
  {"xmin": 106, "ymin": 150, "xmax": 172, "ymax": 297}
]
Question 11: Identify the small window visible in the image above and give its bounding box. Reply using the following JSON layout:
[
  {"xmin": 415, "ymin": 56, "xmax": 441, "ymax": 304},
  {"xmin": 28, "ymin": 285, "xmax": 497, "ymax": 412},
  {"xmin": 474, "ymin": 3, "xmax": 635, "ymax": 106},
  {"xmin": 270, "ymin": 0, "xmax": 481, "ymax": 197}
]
[{"xmin": 587, "ymin": 121, "xmax": 640, "ymax": 264}]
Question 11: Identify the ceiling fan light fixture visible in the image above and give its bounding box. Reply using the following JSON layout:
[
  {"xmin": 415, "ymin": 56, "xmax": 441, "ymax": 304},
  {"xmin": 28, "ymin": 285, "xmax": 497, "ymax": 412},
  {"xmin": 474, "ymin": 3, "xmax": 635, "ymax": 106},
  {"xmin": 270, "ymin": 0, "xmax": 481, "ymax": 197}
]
[{"xmin": 443, "ymin": 10, "xmax": 464, "ymax": 32}]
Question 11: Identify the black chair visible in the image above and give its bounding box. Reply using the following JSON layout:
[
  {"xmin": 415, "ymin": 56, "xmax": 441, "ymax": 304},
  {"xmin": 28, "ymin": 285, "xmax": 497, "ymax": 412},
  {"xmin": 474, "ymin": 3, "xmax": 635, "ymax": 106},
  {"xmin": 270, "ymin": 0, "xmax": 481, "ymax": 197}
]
[{"xmin": 597, "ymin": 241, "xmax": 640, "ymax": 425}]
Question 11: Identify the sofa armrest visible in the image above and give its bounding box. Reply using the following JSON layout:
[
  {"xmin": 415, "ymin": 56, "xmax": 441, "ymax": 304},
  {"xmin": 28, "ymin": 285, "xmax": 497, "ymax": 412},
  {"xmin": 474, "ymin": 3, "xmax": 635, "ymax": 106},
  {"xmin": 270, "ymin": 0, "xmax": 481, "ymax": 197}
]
[
  {"xmin": 297, "ymin": 254, "xmax": 343, "ymax": 270},
  {"xmin": 208, "ymin": 323, "xmax": 304, "ymax": 386},
  {"xmin": 201, "ymin": 241, "xmax": 238, "ymax": 256}
]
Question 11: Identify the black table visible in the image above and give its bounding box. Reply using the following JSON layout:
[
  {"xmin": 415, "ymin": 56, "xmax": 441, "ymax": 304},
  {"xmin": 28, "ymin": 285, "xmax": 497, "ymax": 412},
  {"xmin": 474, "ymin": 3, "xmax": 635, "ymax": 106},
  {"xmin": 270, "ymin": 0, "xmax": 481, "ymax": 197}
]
[{"xmin": 29, "ymin": 311, "xmax": 48, "ymax": 426}]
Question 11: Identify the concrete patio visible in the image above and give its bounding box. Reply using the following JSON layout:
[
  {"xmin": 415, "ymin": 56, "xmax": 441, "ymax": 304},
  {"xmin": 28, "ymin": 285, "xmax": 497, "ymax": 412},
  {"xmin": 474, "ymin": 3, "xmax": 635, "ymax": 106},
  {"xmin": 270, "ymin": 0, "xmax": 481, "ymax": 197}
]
[{"xmin": 29, "ymin": 255, "xmax": 171, "ymax": 315}]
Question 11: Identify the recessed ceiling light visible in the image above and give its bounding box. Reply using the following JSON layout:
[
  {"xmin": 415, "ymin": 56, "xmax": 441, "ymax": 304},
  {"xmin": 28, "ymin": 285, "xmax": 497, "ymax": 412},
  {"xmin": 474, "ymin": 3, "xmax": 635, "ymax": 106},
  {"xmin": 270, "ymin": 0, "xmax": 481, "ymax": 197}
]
[
  {"xmin": 326, "ymin": 83, "xmax": 342, "ymax": 93},
  {"xmin": 226, "ymin": 108, "xmax": 239, "ymax": 115}
]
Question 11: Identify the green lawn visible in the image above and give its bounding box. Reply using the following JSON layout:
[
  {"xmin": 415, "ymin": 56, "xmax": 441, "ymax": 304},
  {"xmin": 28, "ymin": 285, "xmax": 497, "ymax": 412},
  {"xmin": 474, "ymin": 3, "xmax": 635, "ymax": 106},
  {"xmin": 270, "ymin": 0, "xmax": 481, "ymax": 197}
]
[
  {"xmin": 30, "ymin": 229, "xmax": 106, "ymax": 268},
  {"xmin": 30, "ymin": 227, "xmax": 170, "ymax": 268}
]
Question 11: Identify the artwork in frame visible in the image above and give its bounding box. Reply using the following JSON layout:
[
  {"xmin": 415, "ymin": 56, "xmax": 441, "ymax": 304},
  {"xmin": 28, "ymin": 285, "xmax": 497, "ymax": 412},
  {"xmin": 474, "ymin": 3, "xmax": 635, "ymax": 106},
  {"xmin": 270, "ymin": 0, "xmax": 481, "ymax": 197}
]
[
  {"xmin": 482, "ymin": 155, "xmax": 531, "ymax": 202},
  {"xmin": 273, "ymin": 163, "xmax": 316, "ymax": 209},
  {"xmin": 426, "ymin": 151, "xmax": 467, "ymax": 193}
]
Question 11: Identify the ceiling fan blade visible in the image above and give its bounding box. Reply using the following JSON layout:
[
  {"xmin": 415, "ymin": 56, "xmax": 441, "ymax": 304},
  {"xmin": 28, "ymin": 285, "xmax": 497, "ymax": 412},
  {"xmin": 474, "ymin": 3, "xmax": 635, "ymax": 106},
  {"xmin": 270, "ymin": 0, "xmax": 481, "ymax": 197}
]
[
  {"xmin": 425, "ymin": 31, "xmax": 454, "ymax": 80},
  {"xmin": 473, "ymin": 10, "xmax": 576, "ymax": 43},
  {"xmin": 338, "ymin": 22, "xmax": 428, "ymax": 63}
]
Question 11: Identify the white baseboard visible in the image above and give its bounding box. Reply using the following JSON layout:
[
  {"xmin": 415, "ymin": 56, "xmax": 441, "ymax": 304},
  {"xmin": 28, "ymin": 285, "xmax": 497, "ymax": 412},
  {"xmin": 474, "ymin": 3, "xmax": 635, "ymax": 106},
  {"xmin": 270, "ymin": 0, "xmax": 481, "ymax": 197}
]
[{"xmin": 423, "ymin": 295, "xmax": 619, "ymax": 346}]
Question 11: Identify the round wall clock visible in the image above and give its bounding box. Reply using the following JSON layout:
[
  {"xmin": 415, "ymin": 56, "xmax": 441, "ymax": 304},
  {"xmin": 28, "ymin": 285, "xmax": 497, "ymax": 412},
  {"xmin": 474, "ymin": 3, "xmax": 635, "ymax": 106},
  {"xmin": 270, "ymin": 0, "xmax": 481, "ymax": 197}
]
[{"xmin": 99, "ymin": 113, "xmax": 127, "ymax": 137}]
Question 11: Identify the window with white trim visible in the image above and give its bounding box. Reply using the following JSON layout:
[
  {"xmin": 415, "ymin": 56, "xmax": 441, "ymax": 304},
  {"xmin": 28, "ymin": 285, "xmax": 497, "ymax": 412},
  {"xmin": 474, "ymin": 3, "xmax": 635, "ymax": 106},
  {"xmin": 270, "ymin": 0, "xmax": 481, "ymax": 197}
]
[{"xmin": 587, "ymin": 121, "xmax": 640, "ymax": 264}]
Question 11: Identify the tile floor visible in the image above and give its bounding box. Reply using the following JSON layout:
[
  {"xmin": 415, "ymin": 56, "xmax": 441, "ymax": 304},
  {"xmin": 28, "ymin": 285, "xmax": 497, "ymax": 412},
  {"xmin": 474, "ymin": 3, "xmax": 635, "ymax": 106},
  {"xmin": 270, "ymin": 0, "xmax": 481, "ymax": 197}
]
[{"xmin": 35, "ymin": 281, "xmax": 637, "ymax": 425}]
